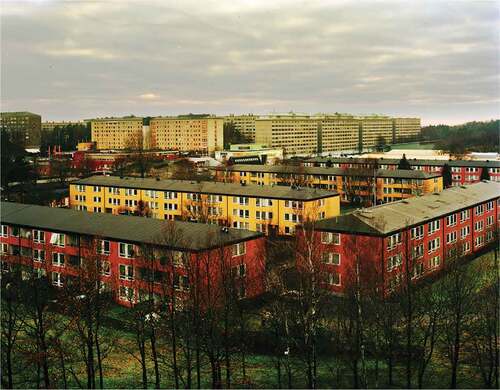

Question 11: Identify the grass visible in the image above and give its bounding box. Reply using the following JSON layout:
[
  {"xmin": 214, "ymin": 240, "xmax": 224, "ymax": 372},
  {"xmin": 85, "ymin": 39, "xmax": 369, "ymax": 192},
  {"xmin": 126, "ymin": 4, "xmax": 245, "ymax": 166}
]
[{"xmin": 390, "ymin": 141, "xmax": 436, "ymax": 150}]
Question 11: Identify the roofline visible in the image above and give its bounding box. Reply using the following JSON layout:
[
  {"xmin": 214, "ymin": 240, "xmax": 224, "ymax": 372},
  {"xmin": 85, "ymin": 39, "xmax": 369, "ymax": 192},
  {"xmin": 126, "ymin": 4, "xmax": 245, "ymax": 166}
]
[{"xmin": 72, "ymin": 178, "xmax": 339, "ymax": 201}]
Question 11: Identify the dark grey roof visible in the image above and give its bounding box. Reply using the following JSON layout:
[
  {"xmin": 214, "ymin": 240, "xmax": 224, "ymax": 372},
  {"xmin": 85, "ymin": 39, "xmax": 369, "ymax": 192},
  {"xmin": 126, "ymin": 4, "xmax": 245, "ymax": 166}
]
[
  {"xmin": 307, "ymin": 156, "xmax": 500, "ymax": 168},
  {"xmin": 314, "ymin": 181, "xmax": 500, "ymax": 236},
  {"xmin": 74, "ymin": 175, "xmax": 337, "ymax": 201},
  {"xmin": 0, "ymin": 202, "xmax": 262, "ymax": 252},
  {"xmin": 217, "ymin": 164, "xmax": 440, "ymax": 179}
]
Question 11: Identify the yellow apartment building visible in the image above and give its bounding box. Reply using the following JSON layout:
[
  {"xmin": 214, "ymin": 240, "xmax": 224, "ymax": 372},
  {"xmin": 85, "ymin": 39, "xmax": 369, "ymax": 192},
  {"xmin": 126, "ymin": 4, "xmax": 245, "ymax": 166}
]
[
  {"xmin": 69, "ymin": 175, "xmax": 340, "ymax": 236},
  {"xmin": 358, "ymin": 115, "xmax": 394, "ymax": 149},
  {"xmin": 255, "ymin": 114, "xmax": 320, "ymax": 155},
  {"xmin": 150, "ymin": 117, "xmax": 224, "ymax": 154},
  {"xmin": 319, "ymin": 115, "xmax": 360, "ymax": 152},
  {"xmin": 392, "ymin": 117, "xmax": 421, "ymax": 142},
  {"xmin": 215, "ymin": 164, "xmax": 443, "ymax": 205},
  {"xmin": 224, "ymin": 114, "xmax": 258, "ymax": 142},
  {"xmin": 91, "ymin": 117, "xmax": 144, "ymax": 150}
]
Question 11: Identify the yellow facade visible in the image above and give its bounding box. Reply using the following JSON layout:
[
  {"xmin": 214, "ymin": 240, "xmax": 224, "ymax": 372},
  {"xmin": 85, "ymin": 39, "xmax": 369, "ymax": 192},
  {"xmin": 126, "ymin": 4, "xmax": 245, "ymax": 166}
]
[
  {"xmin": 150, "ymin": 117, "xmax": 223, "ymax": 154},
  {"xmin": 216, "ymin": 166, "xmax": 443, "ymax": 205},
  {"xmin": 319, "ymin": 116, "xmax": 360, "ymax": 152},
  {"xmin": 70, "ymin": 178, "xmax": 339, "ymax": 236},
  {"xmin": 91, "ymin": 118, "xmax": 143, "ymax": 150},
  {"xmin": 224, "ymin": 114, "xmax": 257, "ymax": 142},
  {"xmin": 359, "ymin": 116, "xmax": 394, "ymax": 149},
  {"xmin": 392, "ymin": 117, "xmax": 421, "ymax": 142}
]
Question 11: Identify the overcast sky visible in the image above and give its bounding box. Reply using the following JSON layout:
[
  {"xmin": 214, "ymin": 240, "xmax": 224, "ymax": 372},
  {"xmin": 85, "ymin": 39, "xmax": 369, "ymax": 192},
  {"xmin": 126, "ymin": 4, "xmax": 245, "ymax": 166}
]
[{"xmin": 1, "ymin": 0, "xmax": 499, "ymax": 124}]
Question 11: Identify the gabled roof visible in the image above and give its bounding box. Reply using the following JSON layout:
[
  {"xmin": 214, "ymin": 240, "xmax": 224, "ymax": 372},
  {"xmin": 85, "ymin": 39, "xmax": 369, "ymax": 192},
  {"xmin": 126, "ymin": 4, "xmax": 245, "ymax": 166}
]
[
  {"xmin": 315, "ymin": 181, "xmax": 500, "ymax": 236},
  {"xmin": 1, "ymin": 202, "xmax": 263, "ymax": 252},
  {"xmin": 73, "ymin": 175, "xmax": 338, "ymax": 201}
]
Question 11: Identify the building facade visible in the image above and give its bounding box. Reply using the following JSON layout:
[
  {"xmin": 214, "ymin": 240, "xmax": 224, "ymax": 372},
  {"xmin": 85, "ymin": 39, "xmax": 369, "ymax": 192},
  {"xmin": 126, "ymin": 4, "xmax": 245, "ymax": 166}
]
[
  {"xmin": 298, "ymin": 181, "xmax": 500, "ymax": 294},
  {"xmin": 306, "ymin": 157, "xmax": 500, "ymax": 186},
  {"xmin": 91, "ymin": 117, "xmax": 144, "ymax": 150},
  {"xmin": 0, "ymin": 202, "xmax": 266, "ymax": 306},
  {"xmin": 359, "ymin": 116, "xmax": 394, "ymax": 149},
  {"xmin": 224, "ymin": 114, "xmax": 258, "ymax": 142},
  {"xmin": 215, "ymin": 164, "xmax": 443, "ymax": 205},
  {"xmin": 0, "ymin": 111, "xmax": 42, "ymax": 148},
  {"xmin": 69, "ymin": 175, "xmax": 340, "ymax": 236},
  {"xmin": 150, "ymin": 117, "xmax": 224, "ymax": 154},
  {"xmin": 392, "ymin": 117, "xmax": 421, "ymax": 142}
]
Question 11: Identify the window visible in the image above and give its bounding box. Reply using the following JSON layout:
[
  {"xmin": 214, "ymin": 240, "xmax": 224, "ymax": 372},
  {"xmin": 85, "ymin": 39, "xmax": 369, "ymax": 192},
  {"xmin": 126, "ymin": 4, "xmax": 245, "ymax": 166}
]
[
  {"xmin": 486, "ymin": 201, "xmax": 494, "ymax": 211},
  {"xmin": 446, "ymin": 214, "xmax": 457, "ymax": 227},
  {"xmin": 97, "ymin": 240, "xmax": 110, "ymax": 255},
  {"xmin": 50, "ymin": 233, "xmax": 65, "ymax": 247},
  {"xmin": 174, "ymin": 275, "xmax": 190, "ymax": 291},
  {"xmin": 475, "ymin": 204, "xmax": 484, "ymax": 216},
  {"xmin": 52, "ymin": 272, "xmax": 63, "ymax": 287},
  {"xmin": 428, "ymin": 237, "xmax": 440, "ymax": 253},
  {"xmin": 119, "ymin": 242, "xmax": 134, "ymax": 258},
  {"xmin": 119, "ymin": 286, "xmax": 134, "ymax": 301},
  {"xmin": 285, "ymin": 200, "xmax": 303, "ymax": 209},
  {"xmin": 428, "ymin": 220, "xmax": 440, "ymax": 234},
  {"xmin": 233, "ymin": 196, "xmax": 249, "ymax": 205},
  {"xmin": 33, "ymin": 249, "xmax": 45, "ymax": 262},
  {"xmin": 460, "ymin": 209, "xmax": 470, "ymax": 222},
  {"xmin": 101, "ymin": 261, "xmax": 111, "ymax": 276},
  {"xmin": 486, "ymin": 231, "xmax": 494, "ymax": 242},
  {"xmin": 69, "ymin": 255, "xmax": 80, "ymax": 268},
  {"xmin": 119, "ymin": 264, "xmax": 134, "ymax": 280},
  {"xmin": 76, "ymin": 184, "xmax": 85, "ymax": 192},
  {"xmin": 52, "ymin": 253, "xmax": 65, "ymax": 266},
  {"xmin": 474, "ymin": 221, "xmax": 484, "ymax": 232},
  {"xmin": 187, "ymin": 193, "xmax": 201, "ymax": 201},
  {"xmin": 460, "ymin": 226, "xmax": 470, "ymax": 239},
  {"xmin": 328, "ymin": 272, "xmax": 341, "ymax": 286},
  {"xmin": 10, "ymin": 227, "xmax": 19, "ymax": 237},
  {"xmin": 387, "ymin": 253, "xmax": 402, "ymax": 271},
  {"xmin": 1, "ymin": 225, "xmax": 8, "ymax": 237},
  {"xmin": 32, "ymin": 230, "xmax": 45, "ymax": 243},
  {"xmin": 412, "ymin": 263, "xmax": 424, "ymax": 279},
  {"xmin": 232, "ymin": 242, "xmax": 246, "ymax": 257},
  {"xmin": 323, "ymin": 252, "xmax": 340, "ymax": 265},
  {"xmin": 411, "ymin": 244, "xmax": 424, "ymax": 259},
  {"xmin": 321, "ymin": 232, "xmax": 340, "ymax": 245},
  {"xmin": 256, "ymin": 198, "xmax": 273, "ymax": 207},
  {"xmin": 109, "ymin": 187, "xmax": 120, "ymax": 195},
  {"xmin": 164, "ymin": 191, "xmax": 178, "ymax": 199},
  {"xmin": 387, "ymin": 233, "xmax": 402, "ymax": 250},
  {"xmin": 446, "ymin": 231, "xmax": 457, "ymax": 244},
  {"xmin": 429, "ymin": 255, "xmax": 440, "ymax": 268},
  {"xmin": 232, "ymin": 264, "xmax": 246, "ymax": 278},
  {"xmin": 1, "ymin": 243, "xmax": 9, "ymax": 254},
  {"xmin": 411, "ymin": 226, "xmax": 424, "ymax": 240},
  {"xmin": 486, "ymin": 215, "xmax": 494, "ymax": 226},
  {"xmin": 125, "ymin": 188, "xmax": 137, "ymax": 196},
  {"xmin": 145, "ymin": 190, "xmax": 158, "ymax": 198},
  {"xmin": 474, "ymin": 235, "xmax": 485, "ymax": 248},
  {"xmin": 93, "ymin": 186, "xmax": 101, "ymax": 192},
  {"xmin": 462, "ymin": 241, "xmax": 471, "ymax": 253},
  {"xmin": 93, "ymin": 196, "xmax": 102, "ymax": 203}
]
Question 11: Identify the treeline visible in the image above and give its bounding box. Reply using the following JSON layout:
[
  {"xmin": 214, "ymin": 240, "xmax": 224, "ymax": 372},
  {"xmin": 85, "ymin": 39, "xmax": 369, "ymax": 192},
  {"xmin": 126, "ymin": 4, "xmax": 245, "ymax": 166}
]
[
  {"xmin": 40, "ymin": 124, "xmax": 91, "ymax": 155},
  {"xmin": 1, "ymin": 230, "xmax": 498, "ymax": 389},
  {"xmin": 421, "ymin": 120, "xmax": 499, "ymax": 154}
]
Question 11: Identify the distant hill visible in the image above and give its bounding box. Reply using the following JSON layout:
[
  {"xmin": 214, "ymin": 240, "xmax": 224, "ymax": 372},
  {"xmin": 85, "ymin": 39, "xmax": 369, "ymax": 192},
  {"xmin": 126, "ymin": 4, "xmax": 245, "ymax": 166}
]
[{"xmin": 421, "ymin": 120, "xmax": 499, "ymax": 154}]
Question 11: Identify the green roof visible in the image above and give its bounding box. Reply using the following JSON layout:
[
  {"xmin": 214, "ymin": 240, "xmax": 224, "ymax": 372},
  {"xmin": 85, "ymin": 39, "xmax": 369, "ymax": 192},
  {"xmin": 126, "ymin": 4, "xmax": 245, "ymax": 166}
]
[
  {"xmin": 1, "ymin": 202, "xmax": 263, "ymax": 252},
  {"xmin": 74, "ymin": 175, "xmax": 338, "ymax": 201}
]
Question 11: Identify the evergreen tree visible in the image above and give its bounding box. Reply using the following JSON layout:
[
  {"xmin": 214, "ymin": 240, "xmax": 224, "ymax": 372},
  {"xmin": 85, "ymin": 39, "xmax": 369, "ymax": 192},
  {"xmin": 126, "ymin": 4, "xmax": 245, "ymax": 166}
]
[
  {"xmin": 397, "ymin": 154, "xmax": 412, "ymax": 170},
  {"xmin": 480, "ymin": 167, "xmax": 490, "ymax": 181},
  {"xmin": 442, "ymin": 163, "xmax": 453, "ymax": 188}
]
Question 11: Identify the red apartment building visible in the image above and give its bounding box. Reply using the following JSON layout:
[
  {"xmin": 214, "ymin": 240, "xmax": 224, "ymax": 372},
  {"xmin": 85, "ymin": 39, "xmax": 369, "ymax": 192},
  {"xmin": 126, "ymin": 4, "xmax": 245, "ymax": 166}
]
[
  {"xmin": 298, "ymin": 181, "xmax": 500, "ymax": 294},
  {"xmin": 306, "ymin": 157, "xmax": 500, "ymax": 186},
  {"xmin": 0, "ymin": 202, "xmax": 266, "ymax": 307}
]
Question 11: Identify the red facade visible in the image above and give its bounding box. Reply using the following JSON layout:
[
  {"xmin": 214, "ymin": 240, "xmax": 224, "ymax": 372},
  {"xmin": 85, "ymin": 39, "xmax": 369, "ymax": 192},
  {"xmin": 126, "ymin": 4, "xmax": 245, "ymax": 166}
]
[{"xmin": 0, "ymin": 225, "xmax": 266, "ymax": 307}]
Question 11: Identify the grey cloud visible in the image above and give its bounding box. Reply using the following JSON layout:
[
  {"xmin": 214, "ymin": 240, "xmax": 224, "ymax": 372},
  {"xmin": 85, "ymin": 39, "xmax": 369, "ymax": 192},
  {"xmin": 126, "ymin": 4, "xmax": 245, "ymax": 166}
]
[{"xmin": 0, "ymin": 0, "xmax": 498, "ymax": 124}]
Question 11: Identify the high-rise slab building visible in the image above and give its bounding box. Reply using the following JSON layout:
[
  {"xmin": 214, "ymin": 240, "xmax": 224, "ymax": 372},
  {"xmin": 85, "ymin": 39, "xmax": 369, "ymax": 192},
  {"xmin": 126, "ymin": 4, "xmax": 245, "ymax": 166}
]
[
  {"xmin": 150, "ymin": 116, "xmax": 223, "ymax": 154},
  {"xmin": 392, "ymin": 117, "xmax": 421, "ymax": 142},
  {"xmin": 0, "ymin": 111, "xmax": 42, "ymax": 148},
  {"xmin": 91, "ymin": 117, "xmax": 144, "ymax": 150},
  {"xmin": 224, "ymin": 114, "xmax": 258, "ymax": 141},
  {"xmin": 358, "ymin": 115, "xmax": 394, "ymax": 150}
]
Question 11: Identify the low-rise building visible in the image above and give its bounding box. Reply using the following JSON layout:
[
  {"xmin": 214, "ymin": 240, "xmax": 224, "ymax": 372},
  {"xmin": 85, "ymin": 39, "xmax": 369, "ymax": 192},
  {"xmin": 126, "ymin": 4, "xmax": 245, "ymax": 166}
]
[
  {"xmin": 306, "ymin": 157, "xmax": 500, "ymax": 185},
  {"xmin": 0, "ymin": 202, "xmax": 266, "ymax": 306},
  {"xmin": 297, "ymin": 181, "xmax": 499, "ymax": 293},
  {"xmin": 69, "ymin": 175, "xmax": 340, "ymax": 236},
  {"xmin": 215, "ymin": 144, "xmax": 284, "ymax": 164},
  {"xmin": 215, "ymin": 164, "xmax": 442, "ymax": 205}
]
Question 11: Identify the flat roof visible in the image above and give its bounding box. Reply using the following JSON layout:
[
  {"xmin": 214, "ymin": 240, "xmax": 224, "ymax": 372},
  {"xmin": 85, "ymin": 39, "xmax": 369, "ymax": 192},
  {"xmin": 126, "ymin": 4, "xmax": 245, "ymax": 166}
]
[
  {"xmin": 1, "ymin": 202, "xmax": 263, "ymax": 252},
  {"xmin": 307, "ymin": 156, "xmax": 500, "ymax": 168},
  {"xmin": 217, "ymin": 164, "xmax": 441, "ymax": 179},
  {"xmin": 314, "ymin": 181, "xmax": 500, "ymax": 235},
  {"xmin": 73, "ymin": 175, "xmax": 338, "ymax": 201}
]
